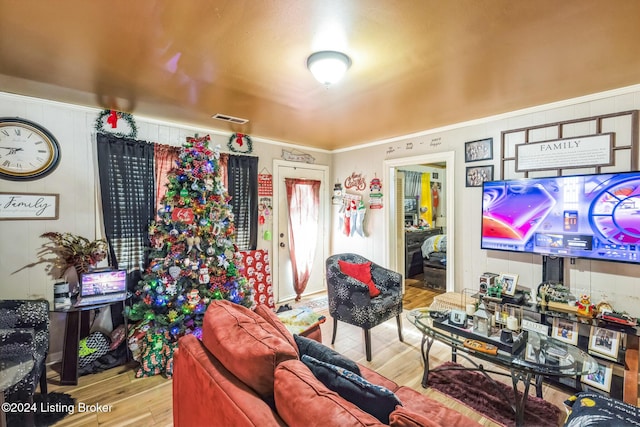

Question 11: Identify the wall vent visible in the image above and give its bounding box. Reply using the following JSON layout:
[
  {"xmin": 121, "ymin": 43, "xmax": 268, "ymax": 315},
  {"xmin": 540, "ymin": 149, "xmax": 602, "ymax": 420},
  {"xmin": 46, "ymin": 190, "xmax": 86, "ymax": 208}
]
[{"xmin": 211, "ymin": 113, "xmax": 249, "ymax": 124}]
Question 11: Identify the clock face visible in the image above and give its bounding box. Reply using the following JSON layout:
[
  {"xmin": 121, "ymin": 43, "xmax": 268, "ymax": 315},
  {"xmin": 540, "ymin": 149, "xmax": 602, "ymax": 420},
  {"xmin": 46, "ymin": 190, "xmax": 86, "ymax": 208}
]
[{"xmin": 0, "ymin": 118, "xmax": 61, "ymax": 180}]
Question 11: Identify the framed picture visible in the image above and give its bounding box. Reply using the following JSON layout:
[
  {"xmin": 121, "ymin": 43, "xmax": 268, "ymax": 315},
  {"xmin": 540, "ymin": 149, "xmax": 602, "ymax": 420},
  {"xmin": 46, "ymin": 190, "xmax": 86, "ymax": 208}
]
[
  {"xmin": 582, "ymin": 361, "xmax": 613, "ymax": 393},
  {"xmin": 551, "ymin": 317, "xmax": 579, "ymax": 345},
  {"xmin": 499, "ymin": 273, "xmax": 519, "ymax": 296},
  {"xmin": 588, "ymin": 326, "xmax": 621, "ymax": 361},
  {"xmin": 465, "ymin": 138, "xmax": 493, "ymax": 163},
  {"xmin": 465, "ymin": 165, "xmax": 494, "ymax": 187}
]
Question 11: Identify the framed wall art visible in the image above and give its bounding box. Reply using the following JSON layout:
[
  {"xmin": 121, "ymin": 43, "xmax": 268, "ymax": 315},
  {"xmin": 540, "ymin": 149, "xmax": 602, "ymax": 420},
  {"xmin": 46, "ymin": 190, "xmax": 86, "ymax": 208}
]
[
  {"xmin": 551, "ymin": 317, "xmax": 579, "ymax": 346},
  {"xmin": 465, "ymin": 138, "xmax": 493, "ymax": 163},
  {"xmin": 581, "ymin": 361, "xmax": 613, "ymax": 393},
  {"xmin": 588, "ymin": 326, "xmax": 621, "ymax": 361},
  {"xmin": 0, "ymin": 192, "xmax": 59, "ymax": 220},
  {"xmin": 465, "ymin": 165, "xmax": 494, "ymax": 187}
]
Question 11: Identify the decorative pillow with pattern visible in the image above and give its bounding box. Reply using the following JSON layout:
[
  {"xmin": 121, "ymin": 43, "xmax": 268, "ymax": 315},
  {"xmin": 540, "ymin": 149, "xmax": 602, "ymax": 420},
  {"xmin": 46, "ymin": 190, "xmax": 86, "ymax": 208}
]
[{"xmin": 301, "ymin": 354, "xmax": 401, "ymax": 424}]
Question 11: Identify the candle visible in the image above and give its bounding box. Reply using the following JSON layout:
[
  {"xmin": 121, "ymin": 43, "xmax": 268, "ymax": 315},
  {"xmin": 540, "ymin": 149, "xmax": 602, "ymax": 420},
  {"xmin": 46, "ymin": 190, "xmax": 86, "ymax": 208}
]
[
  {"xmin": 506, "ymin": 315, "xmax": 519, "ymax": 331},
  {"xmin": 466, "ymin": 303, "xmax": 476, "ymax": 316}
]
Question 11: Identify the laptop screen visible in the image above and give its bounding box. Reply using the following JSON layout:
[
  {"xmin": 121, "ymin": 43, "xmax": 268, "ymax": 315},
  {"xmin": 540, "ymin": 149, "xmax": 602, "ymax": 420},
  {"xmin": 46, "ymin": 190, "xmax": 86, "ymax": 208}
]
[{"xmin": 79, "ymin": 269, "xmax": 127, "ymax": 298}]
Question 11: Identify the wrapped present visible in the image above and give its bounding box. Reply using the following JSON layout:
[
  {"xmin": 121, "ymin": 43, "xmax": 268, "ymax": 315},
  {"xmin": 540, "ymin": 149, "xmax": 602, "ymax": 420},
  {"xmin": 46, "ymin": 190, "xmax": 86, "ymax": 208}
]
[{"xmin": 239, "ymin": 249, "xmax": 274, "ymax": 309}]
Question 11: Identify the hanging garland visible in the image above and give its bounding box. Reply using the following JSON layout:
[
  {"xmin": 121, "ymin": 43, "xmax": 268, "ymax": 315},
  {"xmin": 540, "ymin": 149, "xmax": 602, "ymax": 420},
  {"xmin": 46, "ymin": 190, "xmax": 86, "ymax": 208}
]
[
  {"xmin": 95, "ymin": 109, "xmax": 138, "ymax": 138},
  {"xmin": 227, "ymin": 133, "xmax": 253, "ymax": 154}
]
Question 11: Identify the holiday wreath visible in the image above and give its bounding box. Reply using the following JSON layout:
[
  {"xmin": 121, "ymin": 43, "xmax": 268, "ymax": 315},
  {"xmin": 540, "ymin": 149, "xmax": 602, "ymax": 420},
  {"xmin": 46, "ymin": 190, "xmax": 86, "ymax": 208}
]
[
  {"xmin": 95, "ymin": 109, "xmax": 138, "ymax": 139},
  {"xmin": 227, "ymin": 133, "xmax": 253, "ymax": 154}
]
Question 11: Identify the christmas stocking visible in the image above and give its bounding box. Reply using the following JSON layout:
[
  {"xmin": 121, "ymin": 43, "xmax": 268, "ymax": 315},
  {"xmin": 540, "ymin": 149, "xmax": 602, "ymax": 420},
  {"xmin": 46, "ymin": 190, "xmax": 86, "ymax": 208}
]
[
  {"xmin": 354, "ymin": 201, "xmax": 366, "ymax": 237},
  {"xmin": 344, "ymin": 201, "xmax": 352, "ymax": 236},
  {"xmin": 338, "ymin": 203, "xmax": 345, "ymax": 233}
]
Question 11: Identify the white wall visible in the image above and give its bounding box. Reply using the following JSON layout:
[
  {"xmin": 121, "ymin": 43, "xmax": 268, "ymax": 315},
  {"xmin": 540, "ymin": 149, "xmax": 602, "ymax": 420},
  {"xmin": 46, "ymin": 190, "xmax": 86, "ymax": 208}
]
[{"xmin": 331, "ymin": 85, "xmax": 640, "ymax": 316}]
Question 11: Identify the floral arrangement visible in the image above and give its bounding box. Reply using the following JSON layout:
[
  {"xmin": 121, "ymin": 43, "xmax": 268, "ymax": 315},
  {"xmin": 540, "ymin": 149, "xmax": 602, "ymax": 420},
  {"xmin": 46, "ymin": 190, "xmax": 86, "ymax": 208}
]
[{"xmin": 41, "ymin": 232, "xmax": 109, "ymax": 277}]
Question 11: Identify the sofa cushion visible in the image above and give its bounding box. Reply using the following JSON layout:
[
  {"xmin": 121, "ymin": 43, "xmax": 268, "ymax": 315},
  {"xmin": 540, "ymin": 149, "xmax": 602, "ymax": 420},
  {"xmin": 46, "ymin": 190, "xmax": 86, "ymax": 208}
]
[
  {"xmin": 338, "ymin": 260, "xmax": 381, "ymax": 297},
  {"xmin": 564, "ymin": 391, "xmax": 640, "ymax": 426},
  {"xmin": 253, "ymin": 304, "xmax": 298, "ymax": 353},
  {"xmin": 274, "ymin": 359, "xmax": 385, "ymax": 427},
  {"xmin": 301, "ymin": 354, "xmax": 401, "ymax": 424},
  {"xmin": 393, "ymin": 387, "xmax": 482, "ymax": 427},
  {"xmin": 294, "ymin": 334, "xmax": 361, "ymax": 376},
  {"xmin": 388, "ymin": 406, "xmax": 439, "ymax": 427},
  {"xmin": 201, "ymin": 300, "xmax": 298, "ymax": 400}
]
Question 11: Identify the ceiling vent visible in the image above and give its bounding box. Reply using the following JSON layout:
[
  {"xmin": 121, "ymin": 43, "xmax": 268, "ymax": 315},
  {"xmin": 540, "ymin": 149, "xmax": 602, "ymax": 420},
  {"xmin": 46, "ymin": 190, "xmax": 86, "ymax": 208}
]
[{"xmin": 211, "ymin": 113, "xmax": 249, "ymax": 124}]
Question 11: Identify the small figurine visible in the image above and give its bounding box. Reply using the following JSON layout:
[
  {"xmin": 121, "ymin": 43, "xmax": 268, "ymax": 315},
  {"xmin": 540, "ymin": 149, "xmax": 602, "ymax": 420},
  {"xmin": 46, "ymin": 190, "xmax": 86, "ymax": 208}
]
[{"xmin": 576, "ymin": 294, "xmax": 595, "ymax": 317}]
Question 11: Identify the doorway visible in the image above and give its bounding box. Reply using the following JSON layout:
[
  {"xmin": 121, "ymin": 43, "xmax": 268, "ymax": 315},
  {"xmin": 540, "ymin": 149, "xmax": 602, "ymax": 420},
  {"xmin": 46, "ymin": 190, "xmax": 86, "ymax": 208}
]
[
  {"xmin": 272, "ymin": 160, "xmax": 329, "ymax": 303},
  {"xmin": 383, "ymin": 151, "xmax": 455, "ymax": 293}
]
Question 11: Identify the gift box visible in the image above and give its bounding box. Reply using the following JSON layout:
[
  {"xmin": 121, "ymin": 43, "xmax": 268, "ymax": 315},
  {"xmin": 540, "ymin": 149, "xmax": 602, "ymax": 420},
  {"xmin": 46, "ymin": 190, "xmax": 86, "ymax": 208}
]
[{"xmin": 239, "ymin": 249, "xmax": 274, "ymax": 309}]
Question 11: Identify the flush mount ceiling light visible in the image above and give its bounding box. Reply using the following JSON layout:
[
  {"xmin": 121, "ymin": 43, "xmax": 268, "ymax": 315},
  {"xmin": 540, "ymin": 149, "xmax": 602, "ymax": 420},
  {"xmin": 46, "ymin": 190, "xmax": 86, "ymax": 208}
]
[{"xmin": 306, "ymin": 51, "xmax": 352, "ymax": 86}]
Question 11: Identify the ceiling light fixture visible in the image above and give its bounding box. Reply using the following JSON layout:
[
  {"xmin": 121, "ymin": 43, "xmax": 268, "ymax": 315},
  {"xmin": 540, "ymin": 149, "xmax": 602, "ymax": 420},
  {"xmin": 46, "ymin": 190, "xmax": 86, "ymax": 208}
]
[{"xmin": 306, "ymin": 51, "xmax": 352, "ymax": 86}]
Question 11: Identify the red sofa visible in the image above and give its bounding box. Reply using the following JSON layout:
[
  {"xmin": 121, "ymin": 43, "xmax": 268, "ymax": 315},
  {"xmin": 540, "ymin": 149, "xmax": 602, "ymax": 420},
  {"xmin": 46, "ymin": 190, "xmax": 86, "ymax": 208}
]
[{"xmin": 173, "ymin": 300, "xmax": 480, "ymax": 427}]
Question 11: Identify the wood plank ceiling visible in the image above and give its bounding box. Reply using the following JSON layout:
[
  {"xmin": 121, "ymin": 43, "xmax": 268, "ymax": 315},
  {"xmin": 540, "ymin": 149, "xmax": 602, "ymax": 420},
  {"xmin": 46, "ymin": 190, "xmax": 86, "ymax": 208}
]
[{"xmin": 1, "ymin": 0, "xmax": 639, "ymax": 150}]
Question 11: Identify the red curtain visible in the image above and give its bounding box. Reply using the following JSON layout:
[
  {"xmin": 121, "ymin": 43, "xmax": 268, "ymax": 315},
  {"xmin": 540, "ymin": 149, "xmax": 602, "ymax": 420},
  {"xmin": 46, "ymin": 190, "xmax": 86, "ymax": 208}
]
[
  {"xmin": 285, "ymin": 178, "xmax": 321, "ymax": 301},
  {"xmin": 154, "ymin": 144, "xmax": 180, "ymax": 218}
]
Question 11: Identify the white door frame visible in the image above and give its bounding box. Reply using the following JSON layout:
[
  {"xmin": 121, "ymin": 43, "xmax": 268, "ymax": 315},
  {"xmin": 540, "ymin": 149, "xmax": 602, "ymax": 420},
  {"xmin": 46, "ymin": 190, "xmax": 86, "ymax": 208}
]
[
  {"xmin": 272, "ymin": 159, "xmax": 330, "ymax": 303},
  {"xmin": 383, "ymin": 151, "xmax": 455, "ymax": 292}
]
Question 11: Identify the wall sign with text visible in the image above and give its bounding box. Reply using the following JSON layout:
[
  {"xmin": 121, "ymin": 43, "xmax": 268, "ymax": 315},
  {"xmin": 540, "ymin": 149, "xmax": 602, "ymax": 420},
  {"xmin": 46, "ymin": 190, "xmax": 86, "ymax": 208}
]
[
  {"xmin": 0, "ymin": 192, "xmax": 59, "ymax": 220},
  {"xmin": 516, "ymin": 133, "xmax": 614, "ymax": 172}
]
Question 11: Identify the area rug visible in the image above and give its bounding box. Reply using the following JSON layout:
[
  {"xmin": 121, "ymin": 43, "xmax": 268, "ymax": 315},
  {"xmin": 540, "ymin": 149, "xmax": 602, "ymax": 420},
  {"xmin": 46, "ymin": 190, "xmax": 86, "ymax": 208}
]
[
  {"xmin": 5, "ymin": 392, "xmax": 75, "ymax": 427},
  {"xmin": 295, "ymin": 295, "xmax": 328, "ymax": 310},
  {"xmin": 428, "ymin": 362, "xmax": 562, "ymax": 427}
]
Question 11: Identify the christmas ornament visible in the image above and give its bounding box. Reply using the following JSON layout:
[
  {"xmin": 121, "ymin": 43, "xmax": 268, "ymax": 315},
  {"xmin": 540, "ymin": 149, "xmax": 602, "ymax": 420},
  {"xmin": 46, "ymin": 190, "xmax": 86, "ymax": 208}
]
[{"xmin": 169, "ymin": 266, "xmax": 181, "ymax": 279}]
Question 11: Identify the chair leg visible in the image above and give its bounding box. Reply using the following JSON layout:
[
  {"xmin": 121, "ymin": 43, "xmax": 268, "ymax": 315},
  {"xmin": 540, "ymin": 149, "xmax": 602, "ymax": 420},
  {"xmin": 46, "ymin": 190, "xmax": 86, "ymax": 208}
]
[
  {"xmin": 364, "ymin": 328, "xmax": 372, "ymax": 361},
  {"xmin": 331, "ymin": 318, "xmax": 338, "ymax": 345},
  {"xmin": 39, "ymin": 360, "xmax": 47, "ymax": 395},
  {"xmin": 396, "ymin": 315, "xmax": 404, "ymax": 342}
]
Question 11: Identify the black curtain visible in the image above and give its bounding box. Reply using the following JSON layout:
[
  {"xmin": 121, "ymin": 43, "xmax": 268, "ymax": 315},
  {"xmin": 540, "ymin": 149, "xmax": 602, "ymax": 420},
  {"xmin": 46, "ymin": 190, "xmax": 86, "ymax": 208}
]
[
  {"xmin": 228, "ymin": 155, "xmax": 258, "ymax": 250},
  {"xmin": 96, "ymin": 133, "xmax": 155, "ymax": 296}
]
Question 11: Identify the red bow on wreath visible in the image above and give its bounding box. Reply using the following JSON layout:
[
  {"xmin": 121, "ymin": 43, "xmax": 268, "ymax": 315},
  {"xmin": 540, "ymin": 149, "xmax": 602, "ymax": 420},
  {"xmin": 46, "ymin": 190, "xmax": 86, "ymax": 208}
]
[
  {"xmin": 107, "ymin": 110, "xmax": 119, "ymax": 128},
  {"xmin": 236, "ymin": 133, "xmax": 244, "ymax": 147}
]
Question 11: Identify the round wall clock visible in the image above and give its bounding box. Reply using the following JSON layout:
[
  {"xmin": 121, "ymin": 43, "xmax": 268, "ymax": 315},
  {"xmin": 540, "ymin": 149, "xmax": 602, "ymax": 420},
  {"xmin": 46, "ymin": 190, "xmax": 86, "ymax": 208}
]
[{"xmin": 0, "ymin": 117, "xmax": 61, "ymax": 181}]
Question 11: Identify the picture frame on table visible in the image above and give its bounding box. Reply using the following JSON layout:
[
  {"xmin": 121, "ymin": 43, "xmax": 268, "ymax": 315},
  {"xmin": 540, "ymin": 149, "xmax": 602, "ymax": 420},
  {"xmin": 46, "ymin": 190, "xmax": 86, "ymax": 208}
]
[
  {"xmin": 466, "ymin": 165, "xmax": 494, "ymax": 187},
  {"xmin": 551, "ymin": 317, "xmax": 579, "ymax": 346},
  {"xmin": 465, "ymin": 138, "xmax": 493, "ymax": 163},
  {"xmin": 499, "ymin": 273, "xmax": 518, "ymax": 296},
  {"xmin": 581, "ymin": 361, "xmax": 613, "ymax": 393},
  {"xmin": 588, "ymin": 326, "xmax": 621, "ymax": 361}
]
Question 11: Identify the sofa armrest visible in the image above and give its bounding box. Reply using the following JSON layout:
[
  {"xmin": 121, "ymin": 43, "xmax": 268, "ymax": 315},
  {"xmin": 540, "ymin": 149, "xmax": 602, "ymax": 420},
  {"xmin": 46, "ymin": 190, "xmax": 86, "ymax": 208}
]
[{"xmin": 173, "ymin": 335, "xmax": 286, "ymax": 427}]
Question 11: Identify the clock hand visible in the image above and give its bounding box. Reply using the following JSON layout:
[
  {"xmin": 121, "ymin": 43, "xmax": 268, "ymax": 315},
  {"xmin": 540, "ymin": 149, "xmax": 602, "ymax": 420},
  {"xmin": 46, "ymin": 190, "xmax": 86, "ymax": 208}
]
[{"xmin": 0, "ymin": 147, "xmax": 24, "ymax": 154}]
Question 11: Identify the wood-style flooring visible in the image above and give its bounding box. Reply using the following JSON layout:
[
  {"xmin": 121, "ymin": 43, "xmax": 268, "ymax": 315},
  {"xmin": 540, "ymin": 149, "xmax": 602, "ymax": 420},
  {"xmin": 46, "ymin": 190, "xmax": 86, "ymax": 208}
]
[{"xmin": 47, "ymin": 287, "xmax": 572, "ymax": 427}]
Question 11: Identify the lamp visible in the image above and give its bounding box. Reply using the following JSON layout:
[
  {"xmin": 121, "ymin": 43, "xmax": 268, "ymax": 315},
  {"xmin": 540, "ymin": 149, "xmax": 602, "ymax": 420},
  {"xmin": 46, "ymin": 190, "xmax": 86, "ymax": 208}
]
[{"xmin": 307, "ymin": 51, "xmax": 352, "ymax": 86}]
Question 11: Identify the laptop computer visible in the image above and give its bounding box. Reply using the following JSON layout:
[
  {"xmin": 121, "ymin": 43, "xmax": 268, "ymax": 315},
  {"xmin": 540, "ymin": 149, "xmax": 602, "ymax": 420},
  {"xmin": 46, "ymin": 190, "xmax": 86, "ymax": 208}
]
[{"xmin": 73, "ymin": 269, "xmax": 128, "ymax": 307}]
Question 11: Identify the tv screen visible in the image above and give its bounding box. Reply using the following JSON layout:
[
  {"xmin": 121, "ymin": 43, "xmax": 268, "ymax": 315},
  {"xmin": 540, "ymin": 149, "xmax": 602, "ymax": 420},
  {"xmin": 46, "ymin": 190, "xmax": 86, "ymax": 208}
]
[{"xmin": 481, "ymin": 171, "xmax": 640, "ymax": 263}]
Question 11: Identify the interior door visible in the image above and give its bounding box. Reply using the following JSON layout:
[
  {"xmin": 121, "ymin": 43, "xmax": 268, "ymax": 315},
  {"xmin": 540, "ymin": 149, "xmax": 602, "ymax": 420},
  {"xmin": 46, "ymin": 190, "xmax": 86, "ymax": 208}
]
[{"xmin": 273, "ymin": 160, "xmax": 328, "ymax": 303}]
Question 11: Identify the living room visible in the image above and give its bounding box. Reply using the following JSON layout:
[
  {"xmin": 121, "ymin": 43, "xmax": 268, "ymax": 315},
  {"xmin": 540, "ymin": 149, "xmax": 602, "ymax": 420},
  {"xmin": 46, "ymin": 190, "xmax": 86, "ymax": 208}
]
[{"xmin": 2, "ymin": 2, "xmax": 640, "ymax": 426}]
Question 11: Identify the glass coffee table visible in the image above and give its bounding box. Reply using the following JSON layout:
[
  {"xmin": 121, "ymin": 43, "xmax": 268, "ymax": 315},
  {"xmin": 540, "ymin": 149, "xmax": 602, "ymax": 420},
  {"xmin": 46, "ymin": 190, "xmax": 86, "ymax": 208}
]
[{"xmin": 407, "ymin": 308, "xmax": 598, "ymax": 427}]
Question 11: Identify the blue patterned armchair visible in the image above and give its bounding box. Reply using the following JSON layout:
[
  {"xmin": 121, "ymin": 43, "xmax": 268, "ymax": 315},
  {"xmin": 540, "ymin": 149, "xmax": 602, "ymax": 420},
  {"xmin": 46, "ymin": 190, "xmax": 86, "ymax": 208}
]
[
  {"xmin": 0, "ymin": 299, "xmax": 50, "ymax": 401},
  {"xmin": 326, "ymin": 253, "xmax": 403, "ymax": 361}
]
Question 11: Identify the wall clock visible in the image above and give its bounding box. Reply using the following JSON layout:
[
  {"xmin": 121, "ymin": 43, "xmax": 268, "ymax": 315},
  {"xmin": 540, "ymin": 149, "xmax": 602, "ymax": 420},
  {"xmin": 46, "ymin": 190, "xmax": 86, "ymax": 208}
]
[{"xmin": 0, "ymin": 117, "xmax": 61, "ymax": 181}]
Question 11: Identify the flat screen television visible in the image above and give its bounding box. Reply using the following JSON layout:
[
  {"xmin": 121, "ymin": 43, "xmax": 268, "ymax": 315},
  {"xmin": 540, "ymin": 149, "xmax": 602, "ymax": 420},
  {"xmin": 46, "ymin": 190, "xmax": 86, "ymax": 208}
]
[{"xmin": 481, "ymin": 171, "xmax": 640, "ymax": 264}]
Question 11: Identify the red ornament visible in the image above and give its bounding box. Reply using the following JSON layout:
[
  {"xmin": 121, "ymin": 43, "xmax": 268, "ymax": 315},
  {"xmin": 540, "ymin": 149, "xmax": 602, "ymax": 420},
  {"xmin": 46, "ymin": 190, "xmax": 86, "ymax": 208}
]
[{"xmin": 171, "ymin": 208, "xmax": 195, "ymax": 224}]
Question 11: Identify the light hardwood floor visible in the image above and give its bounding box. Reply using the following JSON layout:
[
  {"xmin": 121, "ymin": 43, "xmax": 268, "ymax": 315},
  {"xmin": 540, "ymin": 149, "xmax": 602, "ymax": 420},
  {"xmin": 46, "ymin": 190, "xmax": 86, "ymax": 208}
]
[{"xmin": 48, "ymin": 290, "xmax": 572, "ymax": 426}]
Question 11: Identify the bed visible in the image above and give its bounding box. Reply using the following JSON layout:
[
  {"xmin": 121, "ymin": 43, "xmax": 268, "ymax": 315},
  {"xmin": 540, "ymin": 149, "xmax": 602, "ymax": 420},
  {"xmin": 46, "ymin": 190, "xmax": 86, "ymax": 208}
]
[{"xmin": 421, "ymin": 233, "xmax": 447, "ymax": 290}]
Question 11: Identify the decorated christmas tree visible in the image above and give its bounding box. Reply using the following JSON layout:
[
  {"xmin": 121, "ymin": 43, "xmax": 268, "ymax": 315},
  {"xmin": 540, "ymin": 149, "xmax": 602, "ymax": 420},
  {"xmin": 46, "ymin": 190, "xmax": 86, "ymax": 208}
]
[{"xmin": 127, "ymin": 135, "xmax": 253, "ymax": 341}]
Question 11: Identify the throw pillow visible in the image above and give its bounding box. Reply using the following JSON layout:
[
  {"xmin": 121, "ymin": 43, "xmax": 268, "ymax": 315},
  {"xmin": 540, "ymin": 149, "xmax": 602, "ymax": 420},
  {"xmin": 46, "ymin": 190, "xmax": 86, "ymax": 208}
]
[
  {"xmin": 274, "ymin": 359, "xmax": 383, "ymax": 426},
  {"xmin": 338, "ymin": 260, "xmax": 381, "ymax": 297},
  {"xmin": 301, "ymin": 354, "xmax": 401, "ymax": 424},
  {"xmin": 294, "ymin": 334, "xmax": 361, "ymax": 376},
  {"xmin": 564, "ymin": 391, "xmax": 640, "ymax": 426},
  {"xmin": 201, "ymin": 300, "xmax": 298, "ymax": 400}
]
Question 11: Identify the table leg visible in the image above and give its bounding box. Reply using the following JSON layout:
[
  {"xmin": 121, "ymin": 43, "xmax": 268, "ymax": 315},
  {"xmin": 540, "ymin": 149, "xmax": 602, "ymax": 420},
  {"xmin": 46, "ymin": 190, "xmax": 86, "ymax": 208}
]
[
  {"xmin": 510, "ymin": 369, "xmax": 533, "ymax": 427},
  {"xmin": 420, "ymin": 334, "xmax": 435, "ymax": 388},
  {"xmin": 60, "ymin": 311, "xmax": 81, "ymax": 385}
]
